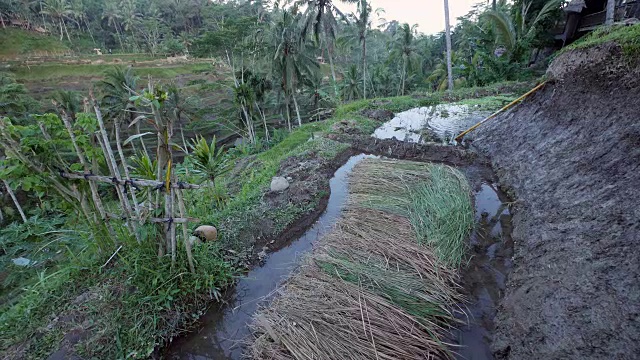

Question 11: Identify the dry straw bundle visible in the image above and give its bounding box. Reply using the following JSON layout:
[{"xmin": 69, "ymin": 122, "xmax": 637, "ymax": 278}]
[{"xmin": 250, "ymin": 159, "xmax": 473, "ymax": 359}]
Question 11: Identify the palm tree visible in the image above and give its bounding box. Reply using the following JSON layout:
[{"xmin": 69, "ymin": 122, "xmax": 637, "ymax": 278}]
[
  {"xmin": 353, "ymin": 0, "xmax": 371, "ymax": 99},
  {"xmin": 299, "ymin": 0, "xmax": 349, "ymax": 98},
  {"xmin": 102, "ymin": 2, "xmax": 124, "ymax": 50},
  {"xmin": 41, "ymin": 0, "xmax": 73, "ymax": 42},
  {"xmin": 70, "ymin": 0, "xmax": 95, "ymax": 44},
  {"xmin": 98, "ymin": 67, "xmax": 147, "ymax": 155},
  {"xmin": 486, "ymin": 0, "xmax": 563, "ymax": 62},
  {"xmin": 444, "ymin": 0, "xmax": 454, "ymax": 91},
  {"xmin": 272, "ymin": 10, "xmax": 319, "ymax": 129},
  {"xmin": 341, "ymin": 64, "xmax": 360, "ymax": 101},
  {"xmin": 393, "ymin": 23, "xmax": 419, "ymax": 96}
]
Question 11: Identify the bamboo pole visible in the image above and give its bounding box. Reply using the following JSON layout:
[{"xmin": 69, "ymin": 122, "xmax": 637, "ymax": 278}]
[
  {"xmin": 91, "ymin": 95, "xmax": 140, "ymax": 243},
  {"xmin": 58, "ymin": 110, "xmax": 115, "ymax": 238},
  {"xmin": 58, "ymin": 172, "xmax": 204, "ymax": 189},
  {"xmin": 176, "ymin": 189, "xmax": 195, "ymax": 273},
  {"xmin": 114, "ymin": 119, "xmax": 142, "ymax": 222},
  {"xmin": 2, "ymin": 180, "xmax": 27, "ymax": 223},
  {"xmin": 454, "ymin": 82, "xmax": 547, "ymax": 142}
]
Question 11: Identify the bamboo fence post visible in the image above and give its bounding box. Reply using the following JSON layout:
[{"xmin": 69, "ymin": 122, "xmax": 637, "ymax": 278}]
[
  {"xmin": 91, "ymin": 96, "xmax": 140, "ymax": 243},
  {"xmin": 2, "ymin": 180, "xmax": 27, "ymax": 223},
  {"xmin": 114, "ymin": 119, "xmax": 142, "ymax": 222},
  {"xmin": 176, "ymin": 188, "xmax": 195, "ymax": 273},
  {"xmin": 58, "ymin": 110, "xmax": 116, "ymax": 238}
]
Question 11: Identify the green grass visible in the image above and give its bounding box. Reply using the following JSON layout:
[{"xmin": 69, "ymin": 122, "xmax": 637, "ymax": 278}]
[
  {"xmin": 9, "ymin": 62, "xmax": 213, "ymax": 82},
  {"xmin": 0, "ymin": 29, "xmax": 69, "ymax": 58},
  {"xmin": 0, "ymin": 226, "xmax": 233, "ymax": 359},
  {"xmin": 563, "ymin": 23, "xmax": 640, "ymax": 58}
]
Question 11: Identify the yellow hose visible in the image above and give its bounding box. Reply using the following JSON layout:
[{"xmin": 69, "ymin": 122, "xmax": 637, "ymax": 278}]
[{"xmin": 454, "ymin": 81, "xmax": 547, "ymax": 142}]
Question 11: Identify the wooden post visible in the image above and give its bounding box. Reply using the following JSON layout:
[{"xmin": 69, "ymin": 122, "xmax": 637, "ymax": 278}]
[
  {"xmin": 2, "ymin": 180, "xmax": 27, "ymax": 223},
  {"xmin": 114, "ymin": 119, "xmax": 142, "ymax": 222},
  {"xmin": 606, "ymin": 0, "xmax": 616, "ymax": 25},
  {"xmin": 176, "ymin": 188, "xmax": 195, "ymax": 273},
  {"xmin": 91, "ymin": 95, "xmax": 140, "ymax": 243}
]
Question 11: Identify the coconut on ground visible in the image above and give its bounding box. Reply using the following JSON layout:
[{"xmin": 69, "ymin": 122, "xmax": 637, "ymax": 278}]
[{"xmin": 249, "ymin": 158, "xmax": 474, "ymax": 359}]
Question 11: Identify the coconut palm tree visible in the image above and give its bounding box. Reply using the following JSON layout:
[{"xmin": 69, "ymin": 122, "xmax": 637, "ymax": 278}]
[
  {"xmin": 393, "ymin": 23, "xmax": 419, "ymax": 96},
  {"xmin": 341, "ymin": 64, "xmax": 360, "ymax": 101},
  {"xmin": 298, "ymin": 0, "xmax": 351, "ymax": 98},
  {"xmin": 271, "ymin": 10, "xmax": 319, "ymax": 129},
  {"xmin": 444, "ymin": 0, "xmax": 454, "ymax": 91},
  {"xmin": 353, "ymin": 0, "xmax": 371, "ymax": 99},
  {"xmin": 102, "ymin": 2, "xmax": 124, "ymax": 50},
  {"xmin": 41, "ymin": 0, "xmax": 73, "ymax": 42}
]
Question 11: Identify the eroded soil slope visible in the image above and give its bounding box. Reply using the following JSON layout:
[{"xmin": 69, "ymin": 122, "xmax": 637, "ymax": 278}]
[{"xmin": 472, "ymin": 43, "xmax": 640, "ymax": 359}]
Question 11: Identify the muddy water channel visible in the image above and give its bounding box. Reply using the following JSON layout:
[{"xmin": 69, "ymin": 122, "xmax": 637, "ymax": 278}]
[
  {"xmin": 168, "ymin": 154, "xmax": 376, "ymax": 359},
  {"xmin": 373, "ymin": 104, "xmax": 487, "ymax": 143},
  {"xmin": 452, "ymin": 182, "xmax": 514, "ymax": 360}
]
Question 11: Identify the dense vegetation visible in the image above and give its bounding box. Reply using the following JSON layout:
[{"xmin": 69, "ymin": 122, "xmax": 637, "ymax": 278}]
[{"xmin": 0, "ymin": 0, "xmax": 568, "ymax": 358}]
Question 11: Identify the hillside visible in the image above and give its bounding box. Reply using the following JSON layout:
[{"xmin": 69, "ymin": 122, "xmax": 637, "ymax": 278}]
[
  {"xmin": 0, "ymin": 28, "xmax": 70, "ymax": 59},
  {"xmin": 472, "ymin": 27, "xmax": 640, "ymax": 359}
]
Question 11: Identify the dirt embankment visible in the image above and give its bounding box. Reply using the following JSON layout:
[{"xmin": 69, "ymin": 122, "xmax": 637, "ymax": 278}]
[{"xmin": 471, "ymin": 43, "xmax": 640, "ymax": 359}]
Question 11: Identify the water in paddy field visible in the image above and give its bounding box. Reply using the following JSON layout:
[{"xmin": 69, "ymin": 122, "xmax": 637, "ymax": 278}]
[
  {"xmin": 452, "ymin": 183, "xmax": 514, "ymax": 360},
  {"xmin": 167, "ymin": 154, "xmax": 376, "ymax": 360},
  {"xmin": 373, "ymin": 104, "xmax": 487, "ymax": 143}
]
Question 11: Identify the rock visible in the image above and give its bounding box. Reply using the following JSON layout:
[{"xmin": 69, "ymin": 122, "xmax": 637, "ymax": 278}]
[
  {"xmin": 270, "ymin": 177, "xmax": 290, "ymax": 192},
  {"xmin": 193, "ymin": 225, "xmax": 218, "ymax": 241},
  {"xmin": 12, "ymin": 257, "xmax": 31, "ymax": 266},
  {"xmin": 188, "ymin": 235, "xmax": 202, "ymax": 248}
]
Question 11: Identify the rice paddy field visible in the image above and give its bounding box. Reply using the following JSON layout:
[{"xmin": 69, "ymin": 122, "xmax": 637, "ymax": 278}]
[{"xmin": 249, "ymin": 158, "xmax": 474, "ymax": 359}]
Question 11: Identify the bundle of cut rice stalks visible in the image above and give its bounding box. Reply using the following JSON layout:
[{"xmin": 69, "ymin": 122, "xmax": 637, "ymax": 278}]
[{"xmin": 249, "ymin": 159, "xmax": 473, "ymax": 359}]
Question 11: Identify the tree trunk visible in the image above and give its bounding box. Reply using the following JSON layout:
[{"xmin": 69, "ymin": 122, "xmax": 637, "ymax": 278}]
[
  {"xmin": 255, "ymin": 101, "xmax": 269, "ymax": 142},
  {"xmin": 285, "ymin": 95, "xmax": 292, "ymax": 132},
  {"xmin": 1, "ymin": 12, "xmax": 5, "ymax": 28},
  {"xmin": 401, "ymin": 55, "xmax": 407, "ymax": 96},
  {"xmin": 3, "ymin": 180, "xmax": 27, "ymax": 223},
  {"xmin": 85, "ymin": 18, "xmax": 96, "ymax": 44},
  {"xmin": 492, "ymin": 0, "xmax": 497, "ymax": 11},
  {"xmin": 62, "ymin": 19, "xmax": 72, "ymax": 43},
  {"xmin": 327, "ymin": 45, "xmax": 339, "ymax": 99},
  {"xmin": 444, "ymin": 0, "xmax": 454, "ymax": 91},
  {"xmin": 362, "ymin": 36, "xmax": 367, "ymax": 99},
  {"xmin": 292, "ymin": 92, "xmax": 302, "ymax": 127},
  {"xmin": 115, "ymin": 23, "xmax": 124, "ymax": 50},
  {"xmin": 58, "ymin": 19, "xmax": 64, "ymax": 41},
  {"xmin": 606, "ymin": 0, "xmax": 616, "ymax": 25}
]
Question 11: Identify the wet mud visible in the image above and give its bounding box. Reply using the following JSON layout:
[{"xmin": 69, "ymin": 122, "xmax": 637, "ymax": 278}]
[
  {"xmin": 471, "ymin": 44, "xmax": 640, "ymax": 359},
  {"xmin": 452, "ymin": 181, "xmax": 514, "ymax": 360}
]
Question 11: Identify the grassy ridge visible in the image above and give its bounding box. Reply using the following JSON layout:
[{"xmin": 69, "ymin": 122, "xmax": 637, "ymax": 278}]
[
  {"xmin": 562, "ymin": 23, "xmax": 640, "ymax": 58},
  {"xmin": 0, "ymin": 29, "xmax": 69, "ymax": 58}
]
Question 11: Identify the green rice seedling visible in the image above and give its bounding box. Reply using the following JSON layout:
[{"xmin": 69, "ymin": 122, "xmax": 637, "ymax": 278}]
[{"xmin": 349, "ymin": 159, "xmax": 473, "ymax": 267}]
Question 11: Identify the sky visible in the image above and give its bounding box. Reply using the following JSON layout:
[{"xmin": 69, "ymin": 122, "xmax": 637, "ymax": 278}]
[{"xmin": 335, "ymin": 0, "xmax": 483, "ymax": 35}]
